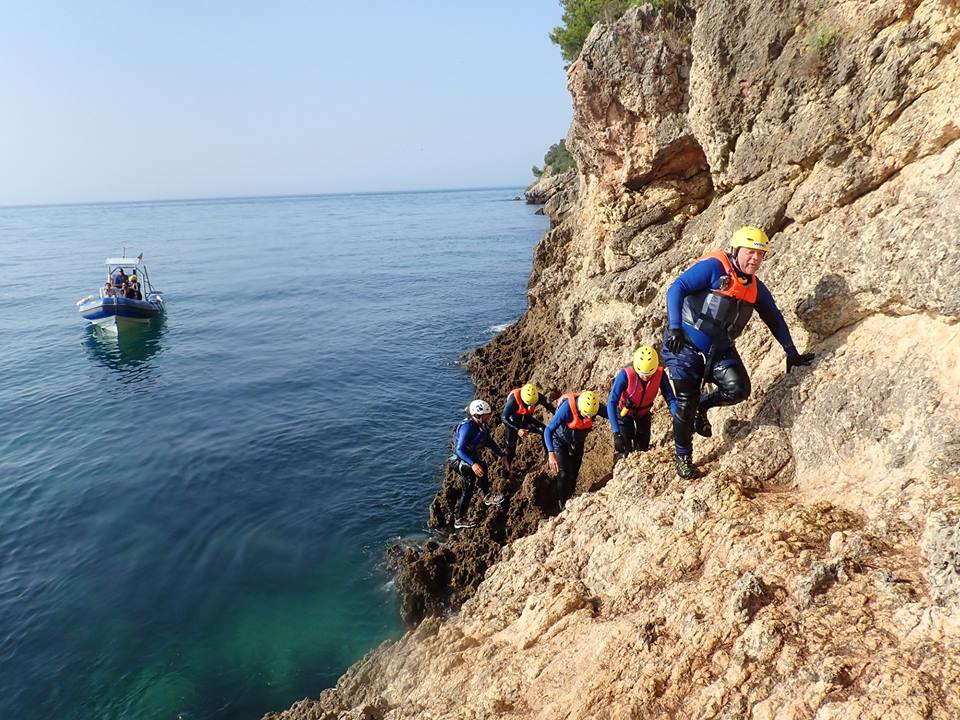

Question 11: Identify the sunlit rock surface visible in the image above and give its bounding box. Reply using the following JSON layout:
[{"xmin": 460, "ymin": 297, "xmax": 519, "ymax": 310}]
[{"xmin": 267, "ymin": 1, "xmax": 960, "ymax": 717}]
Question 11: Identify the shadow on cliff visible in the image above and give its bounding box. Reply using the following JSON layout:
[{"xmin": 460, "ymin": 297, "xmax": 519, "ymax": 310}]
[{"xmin": 697, "ymin": 273, "xmax": 865, "ymax": 483}]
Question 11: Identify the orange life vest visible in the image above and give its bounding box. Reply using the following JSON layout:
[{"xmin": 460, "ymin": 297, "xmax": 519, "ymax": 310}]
[
  {"xmin": 509, "ymin": 388, "xmax": 536, "ymax": 416},
  {"xmin": 697, "ymin": 251, "xmax": 757, "ymax": 304},
  {"xmin": 681, "ymin": 251, "xmax": 758, "ymax": 340},
  {"xmin": 562, "ymin": 392, "xmax": 593, "ymax": 431},
  {"xmin": 617, "ymin": 366, "xmax": 662, "ymax": 417}
]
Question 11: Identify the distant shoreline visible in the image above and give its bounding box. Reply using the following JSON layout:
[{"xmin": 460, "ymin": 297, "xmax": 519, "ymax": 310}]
[{"xmin": 0, "ymin": 185, "xmax": 527, "ymax": 211}]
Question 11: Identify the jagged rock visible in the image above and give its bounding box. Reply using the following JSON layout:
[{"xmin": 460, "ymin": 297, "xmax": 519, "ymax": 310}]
[
  {"xmin": 795, "ymin": 559, "xmax": 840, "ymax": 606},
  {"xmin": 524, "ymin": 167, "xmax": 576, "ymax": 205},
  {"xmin": 268, "ymin": 1, "xmax": 960, "ymax": 717},
  {"xmin": 924, "ymin": 512, "xmax": 960, "ymax": 606},
  {"xmin": 728, "ymin": 571, "xmax": 770, "ymax": 623}
]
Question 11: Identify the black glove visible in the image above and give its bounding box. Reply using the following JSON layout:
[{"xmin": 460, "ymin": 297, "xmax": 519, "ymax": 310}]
[
  {"xmin": 665, "ymin": 327, "xmax": 686, "ymax": 354},
  {"xmin": 786, "ymin": 352, "xmax": 815, "ymax": 373},
  {"xmin": 613, "ymin": 432, "xmax": 625, "ymax": 455}
]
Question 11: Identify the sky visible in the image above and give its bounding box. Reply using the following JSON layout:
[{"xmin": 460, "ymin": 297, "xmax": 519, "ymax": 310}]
[{"xmin": 0, "ymin": 1, "xmax": 573, "ymax": 205}]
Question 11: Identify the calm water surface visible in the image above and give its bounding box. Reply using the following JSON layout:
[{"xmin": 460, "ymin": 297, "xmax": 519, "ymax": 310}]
[{"xmin": 0, "ymin": 189, "xmax": 546, "ymax": 719}]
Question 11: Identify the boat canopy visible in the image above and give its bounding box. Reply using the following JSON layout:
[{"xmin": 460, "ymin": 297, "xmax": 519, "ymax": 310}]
[{"xmin": 105, "ymin": 258, "xmax": 145, "ymax": 268}]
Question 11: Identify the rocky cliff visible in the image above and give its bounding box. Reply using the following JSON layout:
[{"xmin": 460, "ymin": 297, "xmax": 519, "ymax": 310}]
[{"xmin": 267, "ymin": 1, "xmax": 960, "ymax": 718}]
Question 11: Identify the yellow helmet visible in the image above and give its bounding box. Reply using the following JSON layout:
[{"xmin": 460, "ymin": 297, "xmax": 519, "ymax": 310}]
[
  {"xmin": 577, "ymin": 391, "xmax": 600, "ymax": 417},
  {"xmin": 632, "ymin": 346, "xmax": 659, "ymax": 375},
  {"xmin": 730, "ymin": 226, "xmax": 770, "ymax": 252},
  {"xmin": 520, "ymin": 383, "xmax": 540, "ymax": 405}
]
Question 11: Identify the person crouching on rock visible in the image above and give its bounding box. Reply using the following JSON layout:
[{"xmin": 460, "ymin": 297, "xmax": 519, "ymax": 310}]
[
  {"xmin": 608, "ymin": 346, "xmax": 677, "ymax": 459},
  {"xmin": 450, "ymin": 399, "xmax": 511, "ymax": 530},
  {"xmin": 543, "ymin": 391, "xmax": 608, "ymax": 512},
  {"xmin": 662, "ymin": 226, "xmax": 815, "ymax": 480},
  {"xmin": 501, "ymin": 383, "xmax": 555, "ymax": 462}
]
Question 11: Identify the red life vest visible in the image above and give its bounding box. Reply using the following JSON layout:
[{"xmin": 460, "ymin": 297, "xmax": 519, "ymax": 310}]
[
  {"xmin": 616, "ymin": 366, "xmax": 662, "ymax": 417},
  {"xmin": 697, "ymin": 251, "xmax": 757, "ymax": 303},
  {"xmin": 562, "ymin": 392, "xmax": 593, "ymax": 431},
  {"xmin": 509, "ymin": 388, "xmax": 536, "ymax": 416}
]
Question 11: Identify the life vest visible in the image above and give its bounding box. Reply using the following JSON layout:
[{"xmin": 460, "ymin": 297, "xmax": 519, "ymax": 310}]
[
  {"xmin": 617, "ymin": 366, "xmax": 662, "ymax": 417},
  {"xmin": 562, "ymin": 392, "xmax": 593, "ymax": 431},
  {"xmin": 509, "ymin": 388, "xmax": 536, "ymax": 416},
  {"xmin": 681, "ymin": 251, "xmax": 758, "ymax": 341}
]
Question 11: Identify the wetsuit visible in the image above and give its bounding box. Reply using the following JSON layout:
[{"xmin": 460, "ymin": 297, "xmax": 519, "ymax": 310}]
[
  {"xmin": 450, "ymin": 418, "xmax": 505, "ymax": 521},
  {"xmin": 607, "ymin": 367, "xmax": 677, "ymax": 455},
  {"xmin": 543, "ymin": 396, "xmax": 609, "ymax": 506},
  {"xmin": 662, "ymin": 252, "xmax": 798, "ymax": 459},
  {"xmin": 500, "ymin": 390, "xmax": 555, "ymax": 459}
]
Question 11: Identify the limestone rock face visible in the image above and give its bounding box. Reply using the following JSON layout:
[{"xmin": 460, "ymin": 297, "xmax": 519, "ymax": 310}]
[
  {"xmin": 267, "ymin": 1, "xmax": 960, "ymax": 718},
  {"xmin": 524, "ymin": 167, "xmax": 578, "ymax": 205}
]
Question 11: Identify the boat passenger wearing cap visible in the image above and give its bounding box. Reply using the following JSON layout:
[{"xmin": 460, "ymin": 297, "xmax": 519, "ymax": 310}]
[
  {"xmin": 449, "ymin": 399, "xmax": 511, "ymax": 530},
  {"xmin": 662, "ymin": 226, "xmax": 815, "ymax": 480},
  {"xmin": 543, "ymin": 390, "xmax": 609, "ymax": 511},
  {"xmin": 500, "ymin": 383, "xmax": 555, "ymax": 461},
  {"xmin": 608, "ymin": 346, "xmax": 677, "ymax": 459}
]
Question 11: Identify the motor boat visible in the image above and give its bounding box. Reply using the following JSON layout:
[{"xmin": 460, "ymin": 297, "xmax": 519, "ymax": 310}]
[{"xmin": 77, "ymin": 255, "xmax": 165, "ymax": 332}]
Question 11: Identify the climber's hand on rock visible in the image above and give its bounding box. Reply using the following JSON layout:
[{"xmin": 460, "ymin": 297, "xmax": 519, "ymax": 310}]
[{"xmin": 786, "ymin": 352, "xmax": 815, "ymax": 373}]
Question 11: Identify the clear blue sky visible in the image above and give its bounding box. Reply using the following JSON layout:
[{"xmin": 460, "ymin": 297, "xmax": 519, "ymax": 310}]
[{"xmin": 0, "ymin": 1, "xmax": 573, "ymax": 205}]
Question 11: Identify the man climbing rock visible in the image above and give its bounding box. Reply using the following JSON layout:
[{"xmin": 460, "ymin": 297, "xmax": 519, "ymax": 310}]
[
  {"xmin": 500, "ymin": 382, "xmax": 555, "ymax": 461},
  {"xmin": 607, "ymin": 346, "xmax": 677, "ymax": 458},
  {"xmin": 662, "ymin": 226, "xmax": 815, "ymax": 479},
  {"xmin": 543, "ymin": 390, "xmax": 608, "ymax": 511},
  {"xmin": 450, "ymin": 399, "xmax": 511, "ymax": 530}
]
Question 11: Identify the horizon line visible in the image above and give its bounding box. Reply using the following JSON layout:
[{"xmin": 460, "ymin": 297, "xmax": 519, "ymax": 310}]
[{"xmin": 0, "ymin": 184, "xmax": 533, "ymax": 211}]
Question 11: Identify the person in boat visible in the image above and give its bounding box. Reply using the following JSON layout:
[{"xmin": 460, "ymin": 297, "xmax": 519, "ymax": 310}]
[
  {"xmin": 662, "ymin": 226, "xmax": 816, "ymax": 480},
  {"xmin": 607, "ymin": 346, "xmax": 677, "ymax": 459},
  {"xmin": 123, "ymin": 281, "xmax": 139, "ymax": 299},
  {"xmin": 112, "ymin": 267, "xmax": 127, "ymax": 288},
  {"xmin": 128, "ymin": 279, "xmax": 142, "ymax": 300},
  {"xmin": 450, "ymin": 400, "xmax": 511, "ymax": 530},
  {"xmin": 543, "ymin": 390, "xmax": 608, "ymax": 511},
  {"xmin": 500, "ymin": 383, "xmax": 555, "ymax": 461},
  {"xmin": 102, "ymin": 280, "xmax": 117, "ymax": 297}
]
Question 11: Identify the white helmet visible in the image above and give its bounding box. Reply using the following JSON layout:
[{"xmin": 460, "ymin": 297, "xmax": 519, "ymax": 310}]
[{"xmin": 468, "ymin": 399, "xmax": 492, "ymax": 416}]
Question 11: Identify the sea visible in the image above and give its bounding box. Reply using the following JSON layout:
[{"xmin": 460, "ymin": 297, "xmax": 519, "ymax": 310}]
[{"xmin": 0, "ymin": 189, "xmax": 547, "ymax": 720}]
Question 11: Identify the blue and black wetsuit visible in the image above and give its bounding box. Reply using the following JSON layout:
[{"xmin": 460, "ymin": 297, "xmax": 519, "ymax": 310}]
[
  {"xmin": 450, "ymin": 418, "xmax": 505, "ymax": 522},
  {"xmin": 501, "ymin": 391, "xmax": 555, "ymax": 459},
  {"xmin": 543, "ymin": 397, "xmax": 609, "ymax": 506},
  {"xmin": 607, "ymin": 368, "xmax": 677, "ymax": 454},
  {"xmin": 662, "ymin": 252, "xmax": 798, "ymax": 458}
]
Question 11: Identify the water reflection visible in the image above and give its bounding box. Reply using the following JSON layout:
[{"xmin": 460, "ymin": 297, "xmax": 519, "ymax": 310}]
[{"xmin": 83, "ymin": 318, "xmax": 166, "ymax": 376}]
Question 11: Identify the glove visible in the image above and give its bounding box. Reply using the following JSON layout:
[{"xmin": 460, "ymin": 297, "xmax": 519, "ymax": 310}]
[
  {"xmin": 613, "ymin": 432, "xmax": 626, "ymax": 455},
  {"xmin": 786, "ymin": 352, "xmax": 815, "ymax": 373},
  {"xmin": 665, "ymin": 327, "xmax": 686, "ymax": 354}
]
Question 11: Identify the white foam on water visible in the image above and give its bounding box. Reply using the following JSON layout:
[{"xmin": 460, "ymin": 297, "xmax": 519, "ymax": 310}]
[{"xmin": 486, "ymin": 320, "xmax": 515, "ymax": 334}]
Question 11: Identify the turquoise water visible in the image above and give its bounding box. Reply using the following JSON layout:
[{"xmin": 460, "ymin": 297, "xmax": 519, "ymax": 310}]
[{"xmin": 0, "ymin": 190, "xmax": 546, "ymax": 720}]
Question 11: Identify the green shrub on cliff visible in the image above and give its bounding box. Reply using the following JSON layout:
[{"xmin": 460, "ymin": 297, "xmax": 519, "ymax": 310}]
[
  {"xmin": 550, "ymin": 0, "xmax": 689, "ymax": 63},
  {"xmin": 532, "ymin": 140, "xmax": 576, "ymax": 177}
]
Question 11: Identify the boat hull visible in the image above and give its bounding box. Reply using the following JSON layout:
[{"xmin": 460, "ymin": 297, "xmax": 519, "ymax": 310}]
[{"xmin": 78, "ymin": 296, "xmax": 164, "ymax": 332}]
